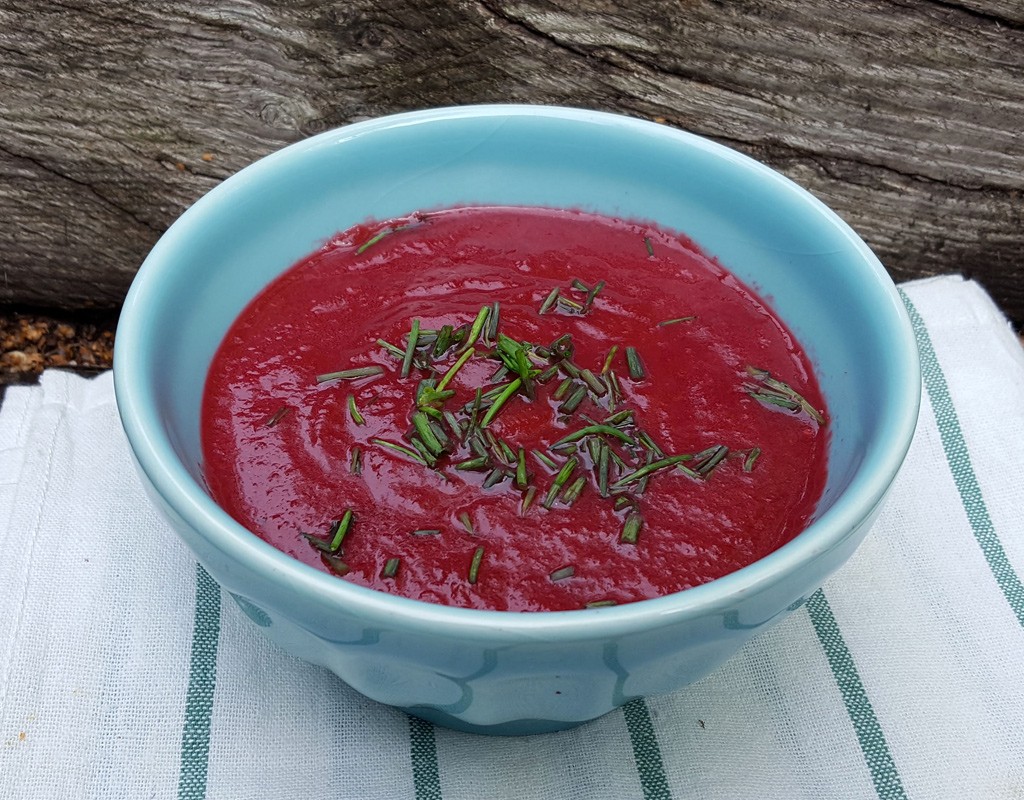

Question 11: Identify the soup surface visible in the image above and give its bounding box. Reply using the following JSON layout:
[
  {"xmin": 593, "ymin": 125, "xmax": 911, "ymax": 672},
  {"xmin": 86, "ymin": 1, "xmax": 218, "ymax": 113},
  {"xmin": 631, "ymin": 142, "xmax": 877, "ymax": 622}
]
[{"xmin": 202, "ymin": 206, "xmax": 828, "ymax": 611}]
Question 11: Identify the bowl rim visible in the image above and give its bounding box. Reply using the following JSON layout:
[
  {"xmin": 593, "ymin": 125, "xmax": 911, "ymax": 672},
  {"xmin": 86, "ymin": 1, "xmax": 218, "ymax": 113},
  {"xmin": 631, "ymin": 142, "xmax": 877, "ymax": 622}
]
[{"xmin": 114, "ymin": 103, "xmax": 921, "ymax": 641}]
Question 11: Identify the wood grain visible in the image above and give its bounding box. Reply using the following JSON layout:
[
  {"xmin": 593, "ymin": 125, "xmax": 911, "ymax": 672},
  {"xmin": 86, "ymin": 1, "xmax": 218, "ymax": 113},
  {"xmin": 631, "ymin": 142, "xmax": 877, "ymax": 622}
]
[{"xmin": 1, "ymin": 0, "xmax": 1021, "ymax": 324}]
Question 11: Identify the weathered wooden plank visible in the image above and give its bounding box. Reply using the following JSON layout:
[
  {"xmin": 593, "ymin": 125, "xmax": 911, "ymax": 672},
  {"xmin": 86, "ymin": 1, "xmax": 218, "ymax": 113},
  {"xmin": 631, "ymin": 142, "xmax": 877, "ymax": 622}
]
[{"xmin": 1, "ymin": 0, "xmax": 1021, "ymax": 323}]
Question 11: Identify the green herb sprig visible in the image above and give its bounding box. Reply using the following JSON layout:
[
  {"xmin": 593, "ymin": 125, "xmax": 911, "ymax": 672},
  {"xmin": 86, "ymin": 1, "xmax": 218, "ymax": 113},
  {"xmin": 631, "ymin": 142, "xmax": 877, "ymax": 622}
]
[{"xmin": 745, "ymin": 366, "xmax": 825, "ymax": 424}]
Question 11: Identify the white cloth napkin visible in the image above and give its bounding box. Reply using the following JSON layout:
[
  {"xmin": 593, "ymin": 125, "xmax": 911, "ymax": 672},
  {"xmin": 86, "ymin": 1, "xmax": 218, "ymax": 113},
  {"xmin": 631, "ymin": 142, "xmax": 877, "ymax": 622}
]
[{"xmin": 2, "ymin": 275, "xmax": 1022, "ymax": 800}]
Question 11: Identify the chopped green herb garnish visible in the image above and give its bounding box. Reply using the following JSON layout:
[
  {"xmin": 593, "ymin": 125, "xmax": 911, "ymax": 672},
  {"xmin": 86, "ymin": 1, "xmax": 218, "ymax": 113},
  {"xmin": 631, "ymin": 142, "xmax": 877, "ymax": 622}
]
[
  {"xmin": 611, "ymin": 454, "xmax": 694, "ymax": 488},
  {"xmin": 557, "ymin": 295, "xmax": 585, "ymax": 313},
  {"xmin": 481, "ymin": 430, "xmax": 500, "ymax": 451},
  {"xmin": 606, "ymin": 445, "xmax": 628, "ymax": 470},
  {"xmin": 316, "ymin": 366, "xmax": 385, "ymax": 384},
  {"xmin": 312, "ymin": 521, "xmax": 347, "ymax": 554},
  {"xmin": 443, "ymin": 410, "xmax": 464, "ymax": 441},
  {"xmin": 409, "ymin": 436, "xmax": 439, "ymax": 467},
  {"xmin": 657, "ymin": 316, "xmax": 696, "ymax": 326},
  {"xmin": 356, "ymin": 228, "xmax": 390, "ymax": 255},
  {"xmin": 675, "ymin": 461, "xmax": 701, "ymax": 480},
  {"xmin": 625, "ymin": 347, "xmax": 646, "ymax": 380},
  {"xmin": 586, "ymin": 599, "xmax": 617, "ymax": 608},
  {"xmin": 480, "ymin": 377, "xmax": 522, "ymax": 427},
  {"xmin": 547, "ymin": 333, "xmax": 574, "ymax": 360},
  {"xmin": 533, "ymin": 449, "xmax": 558, "ymax": 470},
  {"xmin": 536, "ymin": 364, "xmax": 560, "ymax": 383},
  {"xmin": 466, "ymin": 387, "xmax": 483, "ymax": 436},
  {"xmin": 264, "ymin": 406, "xmax": 290, "ymax": 427},
  {"xmin": 419, "ymin": 404, "xmax": 444, "ymax": 421},
  {"xmin": 601, "ymin": 345, "xmax": 619, "ymax": 375},
  {"xmin": 417, "ymin": 385, "xmax": 455, "ymax": 409},
  {"xmin": 376, "ymin": 338, "xmax": 405, "ymax": 359},
  {"xmin": 482, "ymin": 468, "xmax": 508, "ymax": 489},
  {"xmin": 604, "ymin": 409, "xmax": 634, "ymax": 427},
  {"xmin": 694, "ymin": 444, "xmax": 729, "ymax": 478},
  {"xmin": 551, "ymin": 424, "xmax": 637, "ymax": 449},
  {"xmin": 515, "ymin": 448, "xmax": 529, "ymax": 488},
  {"xmin": 347, "ymin": 395, "xmax": 365, "ymax": 425},
  {"xmin": 599, "ymin": 374, "xmax": 619, "ymax": 412},
  {"xmin": 560, "ymin": 360, "xmax": 581, "ymax": 379},
  {"xmin": 644, "ymin": 236, "xmax": 655, "ymax": 257},
  {"xmin": 301, "ymin": 531, "xmax": 333, "ymax": 552},
  {"xmin": 558, "ymin": 384, "xmax": 588, "ymax": 415},
  {"xmin": 329, "ymin": 509, "xmax": 354, "ymax": 551},
  {"xmin": 468, "ymin": 546, "xmax": 485, "ymax": 584},
  {"xmin": 371, "ymin": 437, "xmax": 428, "ymax": 466},
  {"xmin": 543, "ymin": 456, "xmax": 578, "ymax": 508},
  {"xmin": 303, "ymin": 290, "xmax": 795, "ymax": 597},
  {"xmin": 479, "ymin": 381, "xmax": 513, "ymax": 405},
  {"xmin": 745, "ymin": 365, "xmax": 826, "ymax": 424},
  {"xmin": 634, "ymin": 450, "xmax": 655, "ymax": 495},
  {"xmin": 579, "ymin": 368, "xmax": 608, "ymax": 397},
  {"xmin": 636, "ymin": 430, "xmax": 665, "ymax": 458},
  {"xmin": 495, "ymin": 437, "xmax": 516, "ymax": 465},
  {"xmin": 555, "ymin": 459, "xmax": 579, "ymax": 485},
  {"xmin": 620, "ymin": 513, "xmax": 643, "ymax": 544},
  {"xmin": 490, "ymin": 362, "xmax": 510, "ymax": 383},
  {"xmin": 539, "ymin": 287, "xmax": 560, "ymax": 314},
  {"xmin": 583, "ymin": 280, "xmax": 605, "ymax": 311},
  {"xmin": 432, "ymin": 324, "xmax": 454, "ymax": 357},
  {"xmin": 520, "ymin": 485, "xmax": 537, "ymax": 515},
  {"xmin": 452, "ymin": 323, "xmax": 470, "ymax": 347},
  {"xmin": 401, "ymin": 319, "xmax": 420, "ymax": 379},
  {"xmin": 494, "ymin": 334, "xmax": 539, "ymax": 401},
  {"xmin": 550, "ymin": 565, "xmax": 575, "ymax": 582},
  {"xmin": 321, "ymin": 553, "xmax": 350, "ymax": 576},
  {"xmin": 562, "ymin": 476, "xmax": 587, "ymax": 505},
  {"xmin": 468, "ymin": 433, "xmax": 488, "ymax": 459},
  {"xmin": 748, "ymin": 389, "xmax": 800, "ymax": 412},
  {"xmin": 454, "ymin": 456, "xmax": 489, "ymax": 471},
  {"xmin": 356, "ymin": 223, "xmax": 416, "ymax": 254},
  {"xmin": 429, "ymin": 417, "xmax": 452, "ymax": 449},
  {"xmin": 413, "ymin": 411, "xmax": 446, "ymax": 456},
  {"xmin": 463, "ymin": 306, "xmax": 490, "ymax": 351},
  {"xmin": 486, "ymin": 301, "xmax": 500, "ymax": 342},
  {"xmin": 553, "ymin": 378, "xmax": 573, "ymax": 400},
  {"xmin": 597, "ymin": 442, "xmax": 610, "ymax": 497}
]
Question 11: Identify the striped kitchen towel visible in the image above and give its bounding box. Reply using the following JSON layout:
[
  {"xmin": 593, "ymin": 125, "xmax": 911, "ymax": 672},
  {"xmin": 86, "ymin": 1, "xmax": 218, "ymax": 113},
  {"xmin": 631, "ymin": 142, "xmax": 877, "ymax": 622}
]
[{"xmin": 1, "ymin": 275, "xmax": 1022, "ymax": 799}]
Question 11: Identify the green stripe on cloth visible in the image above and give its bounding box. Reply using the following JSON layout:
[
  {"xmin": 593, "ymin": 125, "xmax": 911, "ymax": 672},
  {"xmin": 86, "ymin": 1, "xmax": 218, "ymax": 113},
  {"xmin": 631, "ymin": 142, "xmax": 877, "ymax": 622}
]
[
  {"xmin": 807, "ymin": 589, "xmax": 907, "ymax": 800},
  {"xmin": 177, "ymin": 565, "xmax": 222, "ymax": 800},
  {"xmin": 900, "ymin": 288, "xmax": 1024, "ymax": 626},
  {"xmin": 409, "ymin": 715, "xmax": 443, "ymax": 800},
  {"xmin": 622, "ymin": 698, "xmax": 672, "ymax": 800}
]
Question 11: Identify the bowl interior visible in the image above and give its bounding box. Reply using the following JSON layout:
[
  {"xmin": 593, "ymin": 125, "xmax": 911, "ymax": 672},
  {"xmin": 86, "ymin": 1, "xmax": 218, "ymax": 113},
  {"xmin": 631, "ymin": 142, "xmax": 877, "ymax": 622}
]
[{"xmin": 118, "ymin": 105, "xmax": 918, "ymax": 612}]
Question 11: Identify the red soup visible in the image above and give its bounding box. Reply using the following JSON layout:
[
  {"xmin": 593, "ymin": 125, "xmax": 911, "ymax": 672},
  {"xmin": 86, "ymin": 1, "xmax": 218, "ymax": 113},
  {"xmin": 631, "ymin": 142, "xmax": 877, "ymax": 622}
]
[{"xmin": 201, "ymin": 206, "xmax": 829, "ymax": 612}]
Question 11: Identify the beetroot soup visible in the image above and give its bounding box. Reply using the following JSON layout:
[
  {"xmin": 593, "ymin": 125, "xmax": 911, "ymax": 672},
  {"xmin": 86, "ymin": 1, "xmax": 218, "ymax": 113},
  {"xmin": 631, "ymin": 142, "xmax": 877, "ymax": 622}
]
[{"xmin": 201, "ymin": 206, "xmax": 828, "ymax": 612}]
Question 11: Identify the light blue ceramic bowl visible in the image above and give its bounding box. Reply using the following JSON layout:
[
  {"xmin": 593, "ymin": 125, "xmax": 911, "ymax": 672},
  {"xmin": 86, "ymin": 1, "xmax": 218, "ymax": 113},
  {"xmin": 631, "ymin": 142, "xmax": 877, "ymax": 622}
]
[{"xmin": 114, "ymin": 105, "xmax": 920, "ymax": 735}]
